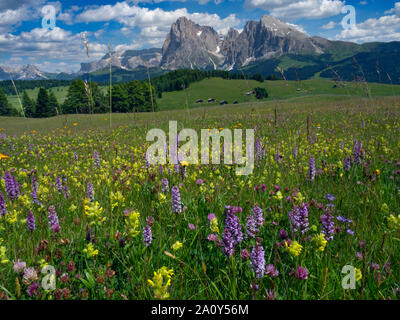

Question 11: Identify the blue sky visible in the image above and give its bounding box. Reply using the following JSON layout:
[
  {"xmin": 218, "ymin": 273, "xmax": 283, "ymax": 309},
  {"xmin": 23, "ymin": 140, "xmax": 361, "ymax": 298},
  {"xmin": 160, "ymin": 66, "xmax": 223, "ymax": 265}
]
[{"xmin": 0, "ymin": 0, "xmax": 399, "ymax": 72}]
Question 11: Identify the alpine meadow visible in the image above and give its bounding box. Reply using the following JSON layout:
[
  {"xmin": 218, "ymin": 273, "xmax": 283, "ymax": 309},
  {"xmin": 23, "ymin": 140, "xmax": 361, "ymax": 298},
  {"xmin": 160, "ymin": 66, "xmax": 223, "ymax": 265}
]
[{"xmin": 0, "ymin": 0, "xmax": 399, "ymax": 304}]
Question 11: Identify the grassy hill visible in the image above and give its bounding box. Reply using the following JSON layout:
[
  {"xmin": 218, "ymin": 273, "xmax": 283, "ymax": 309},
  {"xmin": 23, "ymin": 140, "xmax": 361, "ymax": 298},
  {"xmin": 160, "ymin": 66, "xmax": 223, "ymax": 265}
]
[
  {"xmin": 157, "ymin": 77, "xmax": 400, "ymax": 110},
  {"xmin": 6, "ymin": 85, "xmax": 108, "ymax": 109},
  {"xmin": 240, "ymin": 42, "xmax": 400, "ymax": 84},
  {"xmin": 6, "ymin": 78, "xmax": 400, "ymax": 112}
]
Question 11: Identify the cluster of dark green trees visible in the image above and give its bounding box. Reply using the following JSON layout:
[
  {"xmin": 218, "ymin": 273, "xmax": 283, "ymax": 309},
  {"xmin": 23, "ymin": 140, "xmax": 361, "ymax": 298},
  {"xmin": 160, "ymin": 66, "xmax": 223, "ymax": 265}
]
[
  {"xmin": 0, "ymin": 80, "xmax": 71, "ymax": 95},
  {"xmin": 62, "ymin": 79, "xmax": 157, "ymax": 114},
  {"xmin": 108, "ymin": 81, "xmax": 157, "ymax": 113},
  {"xmin": 254, "ymin": 87, "xmax": 269, "ymax": 99},
  {"xmin": 0, "ymin": 88, "xmax": 18, "ymax": 116},
  {"xmin": 0, "ymin": 87, "xmax": 59, "ymax": 117},
  {"xmin": 151, "ymin": 69, "xmax": 264, "ymax": 97},
  {"xmin": 22, "ymin": 88, "xmax": 60, "ymax": 118},
  {"xmin": 1, "ymin": 78, "xmax": 157, "ymax": 118}
]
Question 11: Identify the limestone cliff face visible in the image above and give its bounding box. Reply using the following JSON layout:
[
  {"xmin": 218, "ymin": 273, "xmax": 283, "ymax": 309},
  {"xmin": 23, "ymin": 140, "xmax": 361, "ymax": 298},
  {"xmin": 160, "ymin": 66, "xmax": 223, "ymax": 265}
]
[
  {"xmin": 221, "ymin": 15, "xmax": 325, "ymax": 69},
  {"xmin": 161, "ymin": 15, "xmax": 327, "ymax": 70},
  {"xmin": 160, "ymin": 17, "xmax": 224, "ymax": 70}
]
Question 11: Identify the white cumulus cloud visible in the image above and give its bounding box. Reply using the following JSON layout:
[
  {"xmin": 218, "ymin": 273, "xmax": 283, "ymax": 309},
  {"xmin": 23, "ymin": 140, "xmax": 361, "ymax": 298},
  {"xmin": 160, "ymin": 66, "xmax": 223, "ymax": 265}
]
[
  {"xmin": 245, "ymin": 0, "xmax": 345, "ymax": 20},
  {"xmin": 335, "ymin": 14, "xmax": 400, "ymax": 43}
]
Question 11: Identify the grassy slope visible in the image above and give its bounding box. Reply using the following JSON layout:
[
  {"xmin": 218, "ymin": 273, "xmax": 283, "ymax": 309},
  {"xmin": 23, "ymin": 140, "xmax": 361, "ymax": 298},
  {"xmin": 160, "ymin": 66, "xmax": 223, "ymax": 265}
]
[
  {"xmin": 158, "ymin": 78, "xmax": 400, "ymax": 110},
  {"xmin": 7, "ymin": 86, "xmax": 70, "ymax": 108},
  {"xmin": 5, "ymin": 78, "xmax": 400, "ymax": 113}
]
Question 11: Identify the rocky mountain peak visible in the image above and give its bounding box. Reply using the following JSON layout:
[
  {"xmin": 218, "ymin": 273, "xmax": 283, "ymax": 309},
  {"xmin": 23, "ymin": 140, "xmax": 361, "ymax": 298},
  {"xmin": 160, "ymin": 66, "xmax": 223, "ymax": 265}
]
[
  {"xmin": 260, "ymin": 15, "xmax": 308, "ymax": 39},
  {"xmin": 161, "ymin": 16, "xmax": 222, "ymax": 70}
]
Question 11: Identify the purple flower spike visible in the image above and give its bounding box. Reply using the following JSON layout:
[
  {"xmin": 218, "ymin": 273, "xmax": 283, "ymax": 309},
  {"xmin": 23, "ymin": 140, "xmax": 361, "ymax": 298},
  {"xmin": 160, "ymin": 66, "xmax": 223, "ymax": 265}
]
[
  {"xmin": 86, "ymin": 182, "xmax": 94, "ymax": 202},
  {"xmin": 143, "ymin": 226, "xmax": 152, "ymax": 247},
  {"xmin": 48, "ymin": 205, "xmax": 60, "ymax": 234},
  {"xmin": 222, "ymin": 228, "xmax": 234, "ymax": 257},
  {"xmin": 27, "ymin": 210, "xmax": 35, "ymax": 232},
  {"xmin": 171, "ymin": 186, "xmax": 182, "ymax": 213},
  {"xmin": 288, "ymin": 202, "xmax": 309, "ymax": 235},
  {"xmin": 250, "ymin": 242, "xmax": 265, "ymax": 279},
  {"xmin": 308, "ymin": 156, "xmax": 316, "ymax": 182},
  {"xmin": 0, "ymin": 192, "xmax": 7, "ymax": 216},
  {"xmin": 245, "ymin": 215, "xmax": 258, "ymax": 239},
  {"xmin": 4, "ymin": 171, "xmax": 19, "ymax": 200},
  {"xmin": 252, "ymin": 205, "xmax": 264, "ymax": 226}
]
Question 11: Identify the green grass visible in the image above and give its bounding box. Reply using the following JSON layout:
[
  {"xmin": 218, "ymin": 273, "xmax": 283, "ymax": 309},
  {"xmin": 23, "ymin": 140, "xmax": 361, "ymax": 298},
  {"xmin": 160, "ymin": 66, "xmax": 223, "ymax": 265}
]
[
  {"xmin": 7, "ymin": 86, "xmax": 70, "ymax": 108},
  {"xmin": 7, "ymin": 78, "xmax": 400, "ymax": 113}
]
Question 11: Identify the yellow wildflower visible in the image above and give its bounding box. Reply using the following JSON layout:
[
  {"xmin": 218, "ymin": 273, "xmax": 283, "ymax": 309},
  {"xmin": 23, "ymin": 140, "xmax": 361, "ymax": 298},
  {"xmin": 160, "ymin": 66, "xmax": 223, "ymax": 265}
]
[
  {"xmin": 0, "ymin": 153, "xmax": 9, "ymax": 160},
  {"xmin": 39, "ymin": 259, "xmax": 48, "ymax": 269},
  {"xmin": 148, "ymin": 267, "xmax": 174, "ymax": 300},
  {"xmin": 274, "ymin": 191, "xmax": 283, "ymax": 201},
  {"xmin": 171, "ymin": 241, "xmax": 183, "ymax": 251},
  {"xmin": 210, "ymin": 217, "xmax": 219, "ymax": 233},
  {"xmin": 285, "ymin": 240, "xmax": 303, "ymax": 257},
  {"xmin": 0, "ymin": 246, "xmax": 9, "ymax": 264},
  {"xmin": 158, "ymin": 193, "xmax": 167, "ymax": 203},
  {"xmin": 110, "ymin": 191, "xmax": 125, "ymax": 209},
  {"xmin": 84, "ymin": 199, "xmax": 105, "ymax": 226},
  {"xmin": 83, "ymin": 243, "xmax": 99, "ymax": 258},
  {"xmin": 355, "ymin": 268, "xmax": 362, "ymax": 282},
  {"xmin": 388, "ymin": 214, "xmax": 400, "ymax": 231},
  {"xmin": 381, "ymin": 203, "xmax": 389, "ymax": 214},
  {"xmin": 180, "ymin": 161, "xmax": 189, "ymax": 167},
  {"xmin": 125, "ymin": 210, "xmax": 140, "ymax": 237},
  {"xmin": 312, "ymin": 233, "xmax": 327, "ymax": 252},
  {"xmin": 294, "ymin": 192, "xmax": 305, "ymax": 203}
]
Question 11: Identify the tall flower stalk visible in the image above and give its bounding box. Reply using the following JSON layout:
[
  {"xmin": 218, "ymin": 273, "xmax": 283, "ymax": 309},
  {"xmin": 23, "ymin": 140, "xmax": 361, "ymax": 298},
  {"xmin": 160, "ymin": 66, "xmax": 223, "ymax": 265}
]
[
  {"xmin": 82, "ymin": 33, "xmax": 93, "ymax": 115},
  {"xmin": 108, "ymin": 42, "xmax": 112, "ymax": 128},
  {"xmin": 171, "ymin": 186, "xmax": 182, "ymax": 213}
]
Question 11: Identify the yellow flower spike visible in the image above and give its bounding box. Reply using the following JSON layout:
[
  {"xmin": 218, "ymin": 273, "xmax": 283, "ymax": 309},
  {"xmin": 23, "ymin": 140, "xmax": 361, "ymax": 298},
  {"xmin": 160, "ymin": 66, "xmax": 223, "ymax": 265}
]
[
  {"xmin": 148, "ymin": 267, "xmax": 174, "ymax": 300},
  {"xmin": 312, "ymin": 233, "xmax": 328, "ymax": 252},
  {"xmin": 125, "ymin": 210, "xmax": 140, "ymax": 237},
  {"xmin": 274, "ymin": 191, "xmax": 283, "ymax": 201},
  {"xmin": 210, "ymin": 218, "xmax": 219, "ymax": 233},
  {"xmin": 180, "ymin": 160, "xmax": 189, "ymax": 167},
  {"xmin": 0, "ymin": 246, "xmax": 9, "ymax": 264},
  {"xmin": 354, "ymin": 268, "xmax": 362, "ymax": 282},
  {"xmin": 84, "ymin": 199, "xmax": 105, "ymax": 226},
  {"xmin": 285, "ymin": 240, "xmax": 303, "ymax": 257},
  {"xmin": 158, "ymin": 193, "xmax": 167, "ymax": 203},
  {"xmin": 171, "ymin": 241, "xmax": 183, "ymax": 251},
  {"xmin": 388, "ymin": 214, "xmax": 400, "ymax": 231},
  {"xmin": 83, "ymin": 243, "xmax": 99, "ymax": 258}
]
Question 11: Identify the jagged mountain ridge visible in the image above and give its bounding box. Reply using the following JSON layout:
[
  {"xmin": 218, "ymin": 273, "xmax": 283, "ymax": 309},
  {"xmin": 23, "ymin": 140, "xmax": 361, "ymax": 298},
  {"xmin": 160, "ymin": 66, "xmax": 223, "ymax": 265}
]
[
  {"xmin": 2, "ymin": 15, "xmax": 400, "ymax": 82},
  {"xmin": 0, "ymin": 65, "xmax": 49, "ymax": 81},
  {"xmin": 161, "ymin": 15, "xmax": 336, "ymax": 70},
  {"xmin": 160, "ymin": 17, "xmax": 224, "ymax": 70},
  {"xmin": 79, "ymin": 48, "xmax": 162, "ymax": 73}
]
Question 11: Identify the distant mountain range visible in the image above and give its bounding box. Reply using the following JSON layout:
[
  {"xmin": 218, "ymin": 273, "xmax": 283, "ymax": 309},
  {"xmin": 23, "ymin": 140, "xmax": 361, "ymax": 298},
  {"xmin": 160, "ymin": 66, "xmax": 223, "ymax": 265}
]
[{"xmin": 1, "ymin": 15, "xmax": 400, "ymax": 84}]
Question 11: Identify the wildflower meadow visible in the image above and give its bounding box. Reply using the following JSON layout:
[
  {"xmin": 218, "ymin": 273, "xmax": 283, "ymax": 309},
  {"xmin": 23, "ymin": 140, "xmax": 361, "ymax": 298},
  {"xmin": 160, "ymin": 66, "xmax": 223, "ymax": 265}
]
[{"xmin": 0, "ymin": 97, "xmax": 399, "ymax": 300}]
